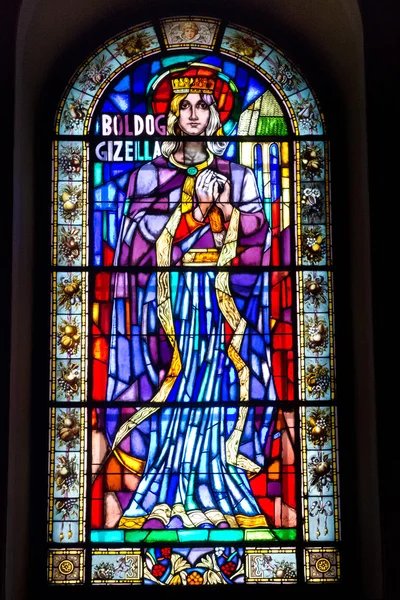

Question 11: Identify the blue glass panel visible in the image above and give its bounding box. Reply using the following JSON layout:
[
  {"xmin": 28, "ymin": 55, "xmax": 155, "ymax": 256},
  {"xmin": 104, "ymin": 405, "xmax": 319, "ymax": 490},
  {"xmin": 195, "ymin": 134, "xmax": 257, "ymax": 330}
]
[
  {"xmin": 131, "ymin": 329, "xmax": 145, "ymax": 377},
  {"xmin": 110, "ymin": 94, "xmax": 130, "ymax": 112},
  {"xmin": 270, "ymin": 143, "xmax": 281, "ymax": 201},
  {"xmin": 116, "ymin": 173, "xmax": 129, "ymax": 189},
  {"xmin": 103, "ymin": 164, "xmax": 111, "ymax": 182},
  {"xmin": 109, "ymin": 349, "xmax": 116, "ymax": 377},
  {"xmin": 254, "ymin": 144, "xmax": 264, "ymax": 200},
  {"xmin": 240, "ymin": 332, "xmax": 249, "ymax": 361},
  {"xmin": 225, "ymin": 142, "xmax": 236, "ymax": 159},
  {"xmin": 93, "ymin": 211, "xmax": 102, "ymax": 262},
  {"xmin": 235, "ymin": 67, "xmax": 249, "ymax": 90},
  {"xmin": 111, "ymin": 163, "xmax": 135, "ymax": 177},
  {"xmin": 270, "ymin": 143, "xmax": 279, "ymax": 157},
  {"xmin": 222, "ymin": 60, "xmax": 237, "ymax": 79},
  {"xmin": 235, "ymin": 298, "xmax": 245, "ymax": 311},
  {"xmin": 116, "ymin": 299, "xmax": 126, "ymax": 334},
  {"xmin": 102, "ymin": 100, "xmax": 118, "ymax": 112},
  {"xmin": 223, "ymin": 119, "xmax": 237, "ymax": 136},
  {"xmin": 94, "ymin": 182, "xmax": 117, "ymax": 210},
  {"xmin": 114, "ymin": 75, "xmax": 130, "ymax": 92},
  {"xmin": 106, "ymin": 407, "xmax": 120, "ymax": 438},
  {"xmin": 108, "ymin": 213, "xmax": 117, "ymax": 248},
  {"xmin": 131, "ymin": 100, "xmax": 147, "ymax": 113},
  {"xmin": 242, "ymin": 78, "xmax": 266, "ymax": 109},
  {"xmin": 251, "ymin": 354, "xmax": 261, "ymax": 377},
  {"xmin": 133, "ymin": 63, "xmax": 151, "ymax": 93},
  {"xmin": 200, "ymin": 55, "xmax": 221, "ymax": 67},
  {"xmin": 150, "ymin": 60, "xmax": 161, "ymax": 74},
  {"xmin": 117, "ymin": 191, "xmax": 126, "ymax": 228},
  {"xmin": 117, "ymin": 337, "xmax": 131, "ymax": 381},
  {"xmin": 131, "ymin": 429, "xmax": 148, "ymax": 459}
]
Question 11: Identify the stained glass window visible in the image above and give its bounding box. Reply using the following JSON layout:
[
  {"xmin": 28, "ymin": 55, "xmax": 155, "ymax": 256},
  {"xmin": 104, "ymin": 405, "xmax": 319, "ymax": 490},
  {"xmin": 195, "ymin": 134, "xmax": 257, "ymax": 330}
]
[{"xmin": 48, "ymin": 16, "xmax": 340, "ymax": 586}]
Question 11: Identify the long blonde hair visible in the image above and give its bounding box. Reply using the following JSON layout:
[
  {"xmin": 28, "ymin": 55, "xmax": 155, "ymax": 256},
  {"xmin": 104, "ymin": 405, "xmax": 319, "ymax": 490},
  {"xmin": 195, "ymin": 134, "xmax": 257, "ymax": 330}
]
[{"xmin": 161, "ymin": 93, "xmax": 229, "ymax": 158}]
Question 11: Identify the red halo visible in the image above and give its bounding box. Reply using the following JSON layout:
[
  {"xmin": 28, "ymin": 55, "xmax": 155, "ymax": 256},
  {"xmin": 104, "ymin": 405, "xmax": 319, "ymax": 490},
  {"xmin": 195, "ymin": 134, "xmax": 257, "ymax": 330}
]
[{"xmin": 150, "ymin": 64, "xmax": 235, "ymax": 126}]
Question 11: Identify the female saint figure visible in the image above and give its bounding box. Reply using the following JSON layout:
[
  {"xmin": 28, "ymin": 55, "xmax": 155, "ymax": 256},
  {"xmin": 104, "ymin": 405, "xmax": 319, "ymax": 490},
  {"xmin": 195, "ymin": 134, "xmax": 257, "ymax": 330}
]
[{"xmin": 105, "ymin": 64, "xmax": 276, "ymax": 530}]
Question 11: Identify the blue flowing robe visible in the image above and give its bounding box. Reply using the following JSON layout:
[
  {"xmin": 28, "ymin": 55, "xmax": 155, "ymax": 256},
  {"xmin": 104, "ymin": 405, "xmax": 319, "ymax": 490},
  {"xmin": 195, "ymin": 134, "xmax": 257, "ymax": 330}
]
[{"xmin": 106, "ymin": 154, "xmax": 276, "ymax": 529}]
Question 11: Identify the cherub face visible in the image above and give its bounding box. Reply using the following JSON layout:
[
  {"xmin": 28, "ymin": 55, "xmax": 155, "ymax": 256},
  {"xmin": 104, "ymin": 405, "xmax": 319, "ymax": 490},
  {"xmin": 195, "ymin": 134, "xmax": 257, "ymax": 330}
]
[{"xmin": 181, "ymin": 23, "xmax": 198, "ymax": 40}]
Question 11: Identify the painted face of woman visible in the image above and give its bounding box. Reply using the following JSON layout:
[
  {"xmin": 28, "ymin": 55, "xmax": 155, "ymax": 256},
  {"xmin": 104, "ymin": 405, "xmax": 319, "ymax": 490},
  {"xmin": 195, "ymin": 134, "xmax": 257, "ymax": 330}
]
[{"xmin": 178, "ymin": 93, "xmax": 210, "ymax": 136}]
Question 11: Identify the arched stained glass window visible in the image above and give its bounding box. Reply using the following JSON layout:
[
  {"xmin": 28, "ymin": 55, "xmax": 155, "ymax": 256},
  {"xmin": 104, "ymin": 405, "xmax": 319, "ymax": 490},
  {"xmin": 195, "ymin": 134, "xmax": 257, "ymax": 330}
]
[{"xmin": 48, "ymin": 15, "xmax": 340, "ymax": 586}]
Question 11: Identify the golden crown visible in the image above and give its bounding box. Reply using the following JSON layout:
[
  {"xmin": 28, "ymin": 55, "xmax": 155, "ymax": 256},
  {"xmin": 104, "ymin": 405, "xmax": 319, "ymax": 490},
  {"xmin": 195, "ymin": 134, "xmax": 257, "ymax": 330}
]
[{"xmin": 171, "ymin": 75, "xmax": 216, "ymax": 94}]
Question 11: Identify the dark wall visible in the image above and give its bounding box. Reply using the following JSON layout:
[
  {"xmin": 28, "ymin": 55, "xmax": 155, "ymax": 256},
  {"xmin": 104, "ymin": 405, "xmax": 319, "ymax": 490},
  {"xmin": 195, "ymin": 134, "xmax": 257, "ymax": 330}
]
[
  {"xmin": 359, "ymin": 1, "xmax": 399, "ymax": 598},
  {"xmin": 1, "ymin": 1, "xmax": 398, "ymax": 598},
  {"xmin": 0, "ymin": 3, "xmax": 21, "ymax": 600}
]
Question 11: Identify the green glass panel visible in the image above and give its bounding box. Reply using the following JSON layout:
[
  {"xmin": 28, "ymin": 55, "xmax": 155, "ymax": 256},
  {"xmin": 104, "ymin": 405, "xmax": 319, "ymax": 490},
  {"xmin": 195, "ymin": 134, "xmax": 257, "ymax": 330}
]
[
  {"xmin": 94, "ymin": 163, "xmax": 103, "ymax": 187},
  {"xmin": 245, "ymin": 528, "xmax": 277, "ymax": 541},
  {"xmin": 256, "ymin": 117, "xmax": 288, "ymax": 136},
  {"xmin": 170, "ymin": 272, "xmax": 179, "ymax": 312},
  {"xmin": 177, "ymin": 530, "xmax": 210, "ymax": 542},
  {"xmin": 125, "ymin": 530, "xmax": 151, "ymax": 543},
  {"xmin": 145, "ymin": 531, "xmax": 179, "ymax": 543},
  {"xmin": 274, "ymin": 528, "xmax": 297, "ymax": 540},
  {"xmin": 209, "ymin": 530, "xmax": 243, "ymax": 542},
  {"xmin": 161, "ymin": 54, "xmax": 201, "ymax": 67},
  {"xmin": 102, "ymin": 212, "xmax": 107, "ymax": 241}
]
